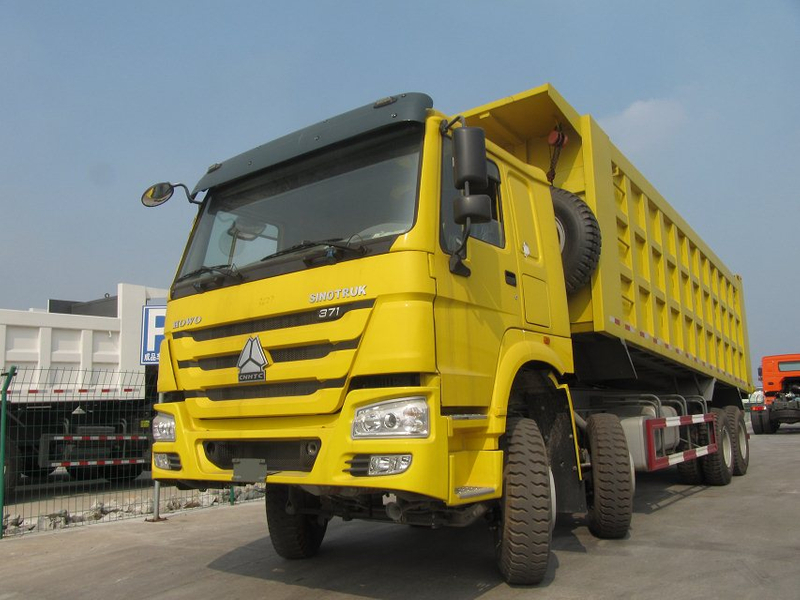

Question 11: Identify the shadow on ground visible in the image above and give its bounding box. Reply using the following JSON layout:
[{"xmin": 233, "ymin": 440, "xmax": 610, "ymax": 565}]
[{"xmin": 207, "ymin": 517, "xmax": 603, "ymax": 598}]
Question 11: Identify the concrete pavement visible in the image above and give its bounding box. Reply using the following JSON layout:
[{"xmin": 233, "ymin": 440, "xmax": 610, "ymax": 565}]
[{"xmin": 1, "ymin": 423, "xmax": 798, "ymax": 599}]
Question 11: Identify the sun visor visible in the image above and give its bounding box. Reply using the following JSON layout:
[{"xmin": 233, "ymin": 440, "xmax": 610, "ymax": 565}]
[{"xmin": 192, "ymin": 93, "xmax": 433, "ymax": 195}]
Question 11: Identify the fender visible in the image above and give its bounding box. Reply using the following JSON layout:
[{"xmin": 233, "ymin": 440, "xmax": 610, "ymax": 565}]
[
  {"xmin": 489, "ymin": 328, "xmax": 583, "ymax": 479},
  {"xmin": 489, "ymin": 329, "xmax": 574, "ymax": 421}
]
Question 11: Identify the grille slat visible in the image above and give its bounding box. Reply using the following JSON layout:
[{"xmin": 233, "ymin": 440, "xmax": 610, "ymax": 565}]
[
  {"xmin": 178, "ymin": 339, "xmax": 360, "ymax": 371},
  {"xmin": 344, "ymin": 455, "xmax": 372, "ymax": 476},
  {"xmin": 204, "ymin": 440, "xmax": 320, "ymax": 472},
  {"xmin": 174, "ymin": 299, "xmax": 374, "ymax": 342},
  {"xmin": 185, "ymin": 378, "xmax": 346, "ymax": 401}
]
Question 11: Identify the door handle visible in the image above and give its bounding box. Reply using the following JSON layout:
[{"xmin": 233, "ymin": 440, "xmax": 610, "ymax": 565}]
[{"xmin": 505, "ymin": 271, "xmax": 517, "ymax": 287}]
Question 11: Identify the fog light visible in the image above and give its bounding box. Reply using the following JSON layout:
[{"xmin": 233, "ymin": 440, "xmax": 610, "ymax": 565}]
[
  {"xmin": 368, "ymin": 454, "xmax": 412, "ymax": 476},
  {"xmin": 154, "ymin": 453, "xmax": 172, "ymax": 470}
]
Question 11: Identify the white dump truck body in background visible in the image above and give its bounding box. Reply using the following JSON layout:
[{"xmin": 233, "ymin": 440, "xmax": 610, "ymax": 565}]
[{"xmin": 0, "ymin": 283, "xmax": 167, "ymax": 487}]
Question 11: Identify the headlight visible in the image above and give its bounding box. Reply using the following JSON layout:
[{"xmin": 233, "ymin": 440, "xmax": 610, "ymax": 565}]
[
  {"xmin": 152, "ymin": 413, "xmax": 176, "ymax": 442},
  {"xmin": 352, "ymin": 397, "xmax": 429, "ymax": 439}
]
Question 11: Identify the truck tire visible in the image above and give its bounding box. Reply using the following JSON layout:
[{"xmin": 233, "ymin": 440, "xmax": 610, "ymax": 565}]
[
  {"xmin": 761, "ymin": 407, "xmax": 777, "ymax": 434},
  {"xmin": 585, "ymin": 413, "xmax": 633, "ymax": 538},
  {"xmin": 750, "ymin": 410, "xmax": 764, "ymax": 435},
  {"xmin": 701, "ymin": 408, "xmax": 734, "ymax": 485},
  {"xmin": 724, "ymin": 406, "xmax": 749, "ymax": 476},
  {"xmin": 495, "ymin": 417, "xmax": 552, "ymax": 585},
  {"xmin": 551, "ymin": 188, "xmax": 602, "ymax": 294},
  {"xmin": 3, "ymin": 439, "xmax": 18, "ymax": 494},
  {"xmin": 20, "ymin": 448, "xmax": 50, "ymax": 480},
  {"xmin": 266, "ymin": 484, "xmax": 327, "ymax": 559},
  {"xmin": 676, "ymin": 420, "xmax": 708, "ymax": 485}
]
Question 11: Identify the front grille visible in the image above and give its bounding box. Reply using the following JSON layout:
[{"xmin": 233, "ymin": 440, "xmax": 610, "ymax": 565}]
[
  {"xmin": 204, "ymin": 439, "xmax": 320, "ymax": 472},
  {"xmin": 272, "ymin": 339, "xmax": 359, "ymax": 362},
  {"xmin": 344, "ymin": 454, "xmax": 371, "ymax": 476},
  {"xmin": 349, "ymin": 373, "xmax": 421, "ymax": 390},
  {"xmin": 166, "ymin": 453, "xmax": 182, "ymax": 470},
  {"xmin": 185, "ymin": 378, "xmax": 346, "ymax": 401},
  {"xmin": 173, "ymin": 299, "xmax": 374, "ymax": 342},
  {"xmin": 177, "ymin": 338, "xmax": 360, "ymax": 371}
]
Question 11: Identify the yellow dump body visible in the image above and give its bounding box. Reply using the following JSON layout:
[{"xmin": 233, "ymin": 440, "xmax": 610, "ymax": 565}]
[{"xmin": 463, "ymin": 85, "xmax": 752, "ymax": 392}]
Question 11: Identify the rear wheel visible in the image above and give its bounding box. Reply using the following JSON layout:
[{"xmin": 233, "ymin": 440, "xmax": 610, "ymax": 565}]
[
  {"xmin": 3, "ymin": 439, "xmax": 18, "ymax": 494},
  {"xmin": 495, "ymin": 418, "xmax": 552, "ymax": 585},
  {"xmin": 585, "ymin": 414, "xmax": 633, "ymax": 538},
  {"xmin": 266, "ymin": 484, "xmax": 327, "ymax": 559},
  {"xmin": 20, "ymin": 446, "xmax": 50, "ymax": 480},
  {"xmin": 676, "ymin": 420, "xmax": 708, "ymax": 485},
  {"xmin": 702, "ymin": 408, "xmax": 733, "ymax": 486},
  {"xmin": 750, "ymin": 410, "xmax": 764, "ymax": 435},
  {"xmin": 724, "ymin": 406, "xmax": 749, "ymax": 476},
  {"xmin": 761, "ymin": 407, "xmax": 777, "ymax": 434}
]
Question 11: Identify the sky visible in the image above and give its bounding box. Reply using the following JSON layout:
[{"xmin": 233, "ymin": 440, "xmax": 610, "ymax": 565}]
[{"xmin": 1, "ymin": 1, "xmax": 798, "ymax": 382}]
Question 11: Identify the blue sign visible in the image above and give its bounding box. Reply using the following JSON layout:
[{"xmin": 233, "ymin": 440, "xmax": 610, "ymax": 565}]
[{"xmin": 140, "ymin": 306, "xmax": 167, "ymax": 365}]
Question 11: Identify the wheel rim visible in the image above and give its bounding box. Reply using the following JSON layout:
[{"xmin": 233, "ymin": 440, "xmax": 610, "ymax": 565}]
[
  {"xmin": 721, "ymin": 427, "xmax": 733, "ymax": 469},
  {"xmin": 738, "ymin": 420, "xmax": 748, "ymax": 461},
  {"xmin": 548, "ymin": 468, "xmax": 557, "ymax": 533},
  {"xmin": 555, "ymin": 217, "xmax": 566, "ymax": 253},
  {"xmin": 629, "ymin": 453, "xmax": 636, "ymax": 495}
]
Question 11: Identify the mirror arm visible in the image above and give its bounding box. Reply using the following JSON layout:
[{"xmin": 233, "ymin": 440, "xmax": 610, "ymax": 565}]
[
  {"xmin": 449, "ymin": 216, "xmax": 472, "ymax": 277},
  {"xmin": 440, "ymin": 115, "xmax": 466, "ymax": 134},
  {"xmin": 173, "ymin": 183, "xmax": 202, "ymax": 205}
]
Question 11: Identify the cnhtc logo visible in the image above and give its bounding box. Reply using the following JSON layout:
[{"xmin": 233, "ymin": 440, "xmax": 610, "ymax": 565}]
[{"xmin": 237, "ymin": 337, "xmax": 269, "ymax": 382}]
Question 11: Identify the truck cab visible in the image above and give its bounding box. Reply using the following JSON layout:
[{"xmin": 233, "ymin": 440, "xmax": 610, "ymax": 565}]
[{"xmin": 150, "ymin": 91, "xmax": 576, "ymax": 503}]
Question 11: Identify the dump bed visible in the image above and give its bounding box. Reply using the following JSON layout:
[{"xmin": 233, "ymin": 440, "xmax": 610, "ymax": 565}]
[{"xmin": 463, "ymin": 85, "xmax": 752, "ymax": 392}]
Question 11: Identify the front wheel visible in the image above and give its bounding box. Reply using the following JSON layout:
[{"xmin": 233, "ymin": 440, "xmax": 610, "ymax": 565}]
[
  {"xmin": 495, "ymin": 418, "xmax": 552, "ymax": 585},
  {"xmin": 266, "ymin": 484, "xmax": 327, "ymax": 559},
  {"xmin": 585, "ymin": 413, "xmax": 633, "ymax": 538}
]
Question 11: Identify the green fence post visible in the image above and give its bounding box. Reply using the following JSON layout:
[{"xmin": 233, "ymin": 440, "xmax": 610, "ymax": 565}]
[{"xmin": 1, "ymin": 366, "xmax": 18, "ymax": 540}]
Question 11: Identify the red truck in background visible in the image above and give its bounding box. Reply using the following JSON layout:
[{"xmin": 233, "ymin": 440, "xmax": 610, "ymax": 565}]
[{"xmin": 752, "ymin": 353, "xmax": 800, "ymax": 434}]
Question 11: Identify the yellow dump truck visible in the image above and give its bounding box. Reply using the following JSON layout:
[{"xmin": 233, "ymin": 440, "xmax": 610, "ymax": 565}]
[{"xmin": 143, "ymin": 84, "xmax": 753, "ymax": 584}]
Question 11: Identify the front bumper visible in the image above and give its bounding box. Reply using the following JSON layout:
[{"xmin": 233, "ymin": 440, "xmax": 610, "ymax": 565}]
[{"xmin": 152, "ymin": 385, "xmax": 503, "ymax": 505}]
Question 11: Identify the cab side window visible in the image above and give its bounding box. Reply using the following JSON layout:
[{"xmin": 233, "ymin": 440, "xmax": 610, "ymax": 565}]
[{"xmin": 440, "ymin": 135, "xmax": 504, "ymax": 253}]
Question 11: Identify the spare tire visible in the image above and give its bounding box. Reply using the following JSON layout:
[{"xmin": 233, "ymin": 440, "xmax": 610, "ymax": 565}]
[{"xmin": 551, "ymin": 188, "xmax": 601, "ymax": 294}]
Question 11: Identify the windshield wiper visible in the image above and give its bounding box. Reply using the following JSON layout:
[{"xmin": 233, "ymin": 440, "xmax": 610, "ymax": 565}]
[
  {"xmin": 260, "ymin": 238, "xmax": 366, "ymax": 263},
  {"xmin": 174, "ymin": 263, "xmax": 242, "ymax": 284}
]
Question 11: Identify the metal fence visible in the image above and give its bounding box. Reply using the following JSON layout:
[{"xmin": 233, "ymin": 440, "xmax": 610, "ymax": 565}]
[{"xmin": 1, "ymin": 366, "xmax": 264, "ymax": 538}]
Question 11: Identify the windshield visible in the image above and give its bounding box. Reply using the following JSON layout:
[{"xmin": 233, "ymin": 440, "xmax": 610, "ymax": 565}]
[{"xmin": 176, "ymin": 123, "xmax": 423, "ymax": 286}]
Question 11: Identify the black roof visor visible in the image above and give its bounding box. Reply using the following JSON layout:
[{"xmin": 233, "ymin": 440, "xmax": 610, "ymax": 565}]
[{"xmin": 192, "ymin": 93, "xmax": 434, "ymax": 194}]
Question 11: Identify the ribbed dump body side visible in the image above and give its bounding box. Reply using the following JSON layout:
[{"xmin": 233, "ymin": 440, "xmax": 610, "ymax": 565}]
[{"xmin": 463, "ymin": 84, "xmax": 752, "ymax": 391}]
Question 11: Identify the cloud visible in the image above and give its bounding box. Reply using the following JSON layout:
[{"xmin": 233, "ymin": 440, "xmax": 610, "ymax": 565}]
[{"xmin": 599, "ymin": 98, "xmax": 688, "ymax": 154}]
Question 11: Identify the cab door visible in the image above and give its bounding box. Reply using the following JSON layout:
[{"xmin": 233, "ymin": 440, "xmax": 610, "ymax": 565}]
[
  {"xmin": 505, "ymin": 169, "xmax": 569, "ymax": 338},
  {"xmin": 433, "ymin": 136, "xmax": 523, "ymax": 410}
]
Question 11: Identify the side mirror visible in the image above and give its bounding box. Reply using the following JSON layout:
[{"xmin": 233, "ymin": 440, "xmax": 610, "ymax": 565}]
[
  {"xmin": 453, "ymin": 127, "xmax": 488, "ymax": 190},
  {"xmin": 449, "ymin": 126, "xmax": 490, "ymax": 277},
  {"xmin": 141, "ymin": 182, "xmax": 175, "ymax": 207},
  {"xmin": 453, "ymin": 194, "xmax": 492, "ymax": 225}
]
